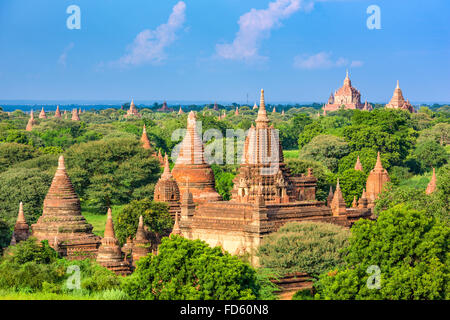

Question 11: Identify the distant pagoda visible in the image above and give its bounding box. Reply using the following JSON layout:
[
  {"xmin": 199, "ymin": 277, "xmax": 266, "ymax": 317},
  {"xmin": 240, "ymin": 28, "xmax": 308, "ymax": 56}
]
[
  {"xmin": 324, "ymin": 70, "xmax": 364, "ymax": 112},
  {"xmin": 385, "ymin": 81, "xmax": 415, "ymax": 113},
  {"xmin": 10, "ymin": 202, "xmax": 30, "ymax": 245},
  {"xmin": 54, "ymin": 105, "xmax": 62, "ymax": 119},
  {"xmin": 157, "ymin": 101, "xmax": 173, "ymax": 112},
  {"xmin": 140, "ymin": 124, "xmax": 152, "ymax": 150},
  {"xmin": 39, "ymin": 107, "xmax": 47, "ymax": 119},
  {"xmin": 26, "ymin": 110, "xmax": 35, "ymax": 131},
  {"xmin": 125, "ymin": 99, "xmax": 141, "ymax": 118},
  {"xmin": 72, "ymin": 108, "xmax": 80, "ymax": 121},
  {"xmin": 354, "ymin": 156, "xmax": 364, "ymax": 171},
  {"xmin": 426, "ymin": 168, "xmax": 437, "ymax": 194},
  {"xmin": 31, "ymin": 156, "xmax": 101, "ymax": 258}
]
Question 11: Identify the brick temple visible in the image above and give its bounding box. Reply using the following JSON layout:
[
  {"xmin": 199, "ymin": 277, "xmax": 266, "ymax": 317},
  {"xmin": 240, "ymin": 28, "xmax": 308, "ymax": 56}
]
[
  {"xmin": 323, "ymin": 71, "xmax": 365, "ymax": 112},
  {"xmin": 385, "ymin": 80, "xmax": 415, "ymax": 113}
]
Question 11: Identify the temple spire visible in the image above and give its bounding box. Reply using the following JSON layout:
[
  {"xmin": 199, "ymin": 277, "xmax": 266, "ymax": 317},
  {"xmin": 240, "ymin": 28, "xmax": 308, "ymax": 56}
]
[
  {"xmin": 104, "ymin": 208, "xmax": 115, "ymax": 239},
  {"xmin": 331, "ymin": 178, "xmax": 346, "ymax": 215},
  {"xmin": 140, "ymin": 124, "xmax": 152, "ymax": 150},
  {"xmin": 396, "ymin": 80, "xmax": 399, "ymax": 89},
  {"xmin": 39, "ymin": 107, "xmax": 47, "ymax": 119},
  {"xmin": 54, "ymin": 105, "xmax": 62, "ymax": 118},
  {"xmin": 375, "ymin": 152, "xmax": 383, "ymax": 169},
  {"xmin": 354, "ymin": 156, "xmax": 364, "ymax": 171},
  {"xmin": 135, "ymin": 215, "xmax": 146, "ymax": 241},
  {"xmin": 17, "ymin": 202, "xmax": 26, "ymax": 223},
  {"xmin": 255, "ymin": 89, "xmax": 269, "ymax": 127},
  {"xmin": 170, "ymin": 212, "xmax": 182, "ymax": 237},
  {"xmin": 161, "ymin": 153, "xmax": 172, "ymax": 179}
]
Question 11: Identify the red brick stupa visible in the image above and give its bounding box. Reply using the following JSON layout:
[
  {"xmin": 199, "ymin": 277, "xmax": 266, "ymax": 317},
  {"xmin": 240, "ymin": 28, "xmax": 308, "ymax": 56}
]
[
  {"xmin": 31, "ymin": 156, "xmax": 101, "ymax": 258},
  {"xmin": 10, "ymin": 202, "xmax": 30, "ymax": 245},
  {"xmin": 140, "ymin": 125, "xmax": 152, "ymax": 150},
  {"xmin": 131, "ymin": 216, "xmax": 151, "ymax": 265},
  {"xmin": 26, "ymin": 110, "xmax": 35, "ymax": 131},
  {"xmin": 385, "ymin": 80, "xmax": 415, "ymax": 113},
  {"xmin": 96, "ymin": 208, "xmax": 131, "ymax": 275},
  {"xmin": 39, "ymin": 107, "xmax": 47, "ymax": 119},
  {"xmin": 157, "ymin": 101, "xmax": 173, "ymax": 112},
  {"xmin": 54, "ymin": 105, "xmax": 62, "ymax": 119},
  {"xmin": 354, "ymin": 156, "xmax": 364, "ymax": 171},
  {"xmin": 72, "ymin": 108, "xmax": 80, "ymax": 121},
  {"xmin": 365, "ymin": 152, "xmax": 390, "ymax": 207},
  {"xmin": 324, "ymin": 70, "xmax": 364, "ymax": 112},
  {"xmin": 330, "ymin": 179, "xmax": 347, "ymax": 216},
  {"xmin": 154, "ymin": 153, "xmax": 181, "ymax": 217},
  {"xmin": 172, "ymin": 111, "xmax": 221, "ymax": 203}
]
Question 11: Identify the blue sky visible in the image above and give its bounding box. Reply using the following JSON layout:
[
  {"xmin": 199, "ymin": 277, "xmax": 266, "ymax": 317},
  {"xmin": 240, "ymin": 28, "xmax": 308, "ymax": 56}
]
[{"xmin": 0, "ymin": 0, "xmax": 449, "ymax": 104}]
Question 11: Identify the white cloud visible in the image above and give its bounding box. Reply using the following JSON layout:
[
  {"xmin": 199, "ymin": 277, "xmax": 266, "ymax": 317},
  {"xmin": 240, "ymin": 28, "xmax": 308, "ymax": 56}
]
[
  {"xmin": 215, "ymin": 0, "xmax": 306, "ymax": 62},
  {"xmin": 293, "ymin": 52, "xmax": 363, "ymax": 69},
  {"xmin": 58, "ymin": 42, "xmax": 74, "ymax": 67},
  {"xmin": 116, "ymin": 1, "xmax": 186, "ymax": 66}
]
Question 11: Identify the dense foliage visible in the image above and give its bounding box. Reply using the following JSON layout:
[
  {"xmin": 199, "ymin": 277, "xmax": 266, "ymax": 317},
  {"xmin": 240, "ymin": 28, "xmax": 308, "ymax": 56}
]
[
  {"xmin": 122, "ymin": 236, "xmax": 263, "ymax": 300},
  {"xmin": 314, "ymin": 205, "xmax": 449, "ymax": 299},
  {"xmin": 257, "ymin": 222, "xmax": 350, "ymax": 277}
]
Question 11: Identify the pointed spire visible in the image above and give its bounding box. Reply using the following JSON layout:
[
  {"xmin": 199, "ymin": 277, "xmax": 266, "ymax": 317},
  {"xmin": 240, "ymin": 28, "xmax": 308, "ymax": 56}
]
[
  {"xmin": 426, "ymin": 167, "xmax": 437, "ymax": 194},
  {"xmin": 272, "ymin": 106, "xmax": 276, "ymax": 114},
  {"xmin": 140, "ymin": 124, "xmax": 152, "ymax": 150},
  {"xmin": 104, "ymin": 208, "xmax": 115, "ymax": 239},
  {"xmin": 352, "ymin": 196, "xmax": 357, "ymax": 208},
  {"xmin": 17, "ymin": 202, "xmax": 26, "ymax": 223},
  {"xmin": 253, "ymin": 102, "xmax": 258, "ymax": 110},
  {"xmin": 39, "ymin": 107, "xmax": 47, "ymax": 119},
  {"xmin": 331, "ymin": 178, "xmax": 346, "ymax": 215},
  {"xmin": 235, "ymin": 106, "xmax": 239, "ymax": 116},
  {"xmin": 396, "ymin": 80, "xmax": 399, "ymax": 89},
  {"xmin": 255, "ymin": 89, "xmax": 269, "ymax": 127},
  {"xmin": 135, "ymin": 215, "xmax": 146, "ymax": 241},
  {"xmin": 178, "ymin": 106, "xmax": 183, "ymax": 115},
  {"xmin": 71, "ymin": 108, "xmax": 80, "ymax": 121},
  {"xmin": 354, "ymin": 155, "xmax": 364, "ymax": 171},
  {"xmin": 54, "ymin": 105, "xmax": 62, "ymax": 118},
  {"xmin": 375, "ymin": 152, "xmax": 383, "ymax": 169},
  {"xmin": 358, "ymin": 189, "xmax": 368, "ymax": 208},
  {"xmin": 327, "ymin": 186, "xmax": 334, "ymax": 207},
  {"xmin": 170, "ymin": 212, "xmax": 182, "ymax": 237},
  {"xmin": 26, "ymin": 110, "xmax": 34, "ymax": 131},
  {"xmin": 161, "ymin": 153, "xmax": 172, "ymax": 179}
]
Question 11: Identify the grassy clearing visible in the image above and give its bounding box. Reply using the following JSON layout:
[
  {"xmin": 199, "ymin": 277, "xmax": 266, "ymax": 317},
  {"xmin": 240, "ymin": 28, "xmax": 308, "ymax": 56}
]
[
  {"xmin": 283, "ymin": 150, "xmax": 299, "ymax": 159},
  {"xmin": 82, "ymin": 205, "xmax": 123, "ymax": 237}
]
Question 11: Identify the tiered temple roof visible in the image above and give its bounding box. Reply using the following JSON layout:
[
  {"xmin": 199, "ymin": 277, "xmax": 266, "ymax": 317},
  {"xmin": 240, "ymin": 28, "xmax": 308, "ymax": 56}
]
[
  {"xmin": 171, "ymin": 111, "xmax": 221, "ymax": 203},
  {"xmin": 231, "ymin": 89, "xmax": 294, "ymax": 204},
  {"xmin": 96, "ymin": 208, "xmax": 131, "ymax": 275},
  {"xmin": 426, "ymin": 168, "xmax": 437, "ymax": 194},
  {"xmin": 324, "ymin": 71, "xmax": 364, "ymax": 111},
  {"xmin": 365, "ymin": 152, "xmax": 390, "ymax": 206},
  {"xmin": 154, "ymin": 153, "xmax": 181, "ymax": 217},
  {"xmin": 31, "ymin": 156, "xmax": 101, "ymax": 258},
  {"xmin": 385, "ymin": 81, "xmax": 415, "ymax": 113}
]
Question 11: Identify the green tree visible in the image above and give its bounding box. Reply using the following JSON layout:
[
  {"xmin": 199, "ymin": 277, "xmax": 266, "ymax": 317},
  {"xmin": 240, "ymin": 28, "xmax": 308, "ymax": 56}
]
[
  {"xmin": 315, "ymin": 205, "xmax": 449, "ymax": 300},
  {"xmin": 115, "ymin": 199, "xmax": 172, "ymax": 245},
  {"xmin": 299, "ymin": 134, "xmax": 350, "ymax": 172},
  {"xmin": 0, "ymin": 142, "xmax": 37, "ymax": 173},
  {"xmin": 298, "ymin": 121, "xmax": 323, "ymax": 149},
  {"xmin": 122, "ymin": 236, "xmax": 262, "ymax": 300},
  {"xmin": 257, "ymin": 222, "xmax": 350, "ymax": 278},
  {"xmin": 412, "ymin": 141, "xmax": 447, "ymax": 171},
  {"xmin": 336, "ymin": 169, "xmax": 367, "ymax": 206}
]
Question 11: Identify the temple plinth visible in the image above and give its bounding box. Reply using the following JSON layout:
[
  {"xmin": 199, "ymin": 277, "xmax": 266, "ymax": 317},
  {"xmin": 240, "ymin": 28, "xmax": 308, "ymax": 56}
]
[
  {"xmin": 385, "ymin": 81, "xmax": 415, "ymax": 113},
  {"xmin": 324, "ymin": 71, "xmax": 364, "ymax": 112},
  {"xmin": 171, "ymin": 111, "xmax": 221, "ymax": 203},
  {"xmin": 365, "ymin": 152, "xmax": 390, "ymax": 207},
  {"xmin": 31, "ymin": 156, "xmax": 101, "ymax": 258}
]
